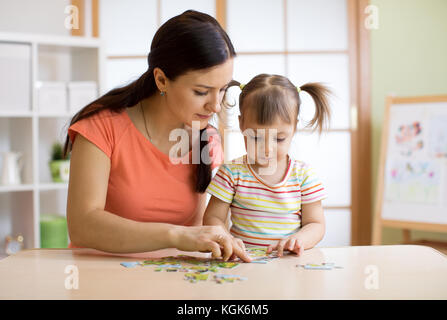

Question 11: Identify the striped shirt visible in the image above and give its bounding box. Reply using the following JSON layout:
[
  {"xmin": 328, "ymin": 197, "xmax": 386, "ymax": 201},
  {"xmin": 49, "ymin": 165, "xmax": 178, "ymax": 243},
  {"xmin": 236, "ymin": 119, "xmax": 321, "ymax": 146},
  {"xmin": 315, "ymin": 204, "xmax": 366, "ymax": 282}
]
[{"xmin": 206, "ymin": 155, "xmax": 327, "ymax": 247}]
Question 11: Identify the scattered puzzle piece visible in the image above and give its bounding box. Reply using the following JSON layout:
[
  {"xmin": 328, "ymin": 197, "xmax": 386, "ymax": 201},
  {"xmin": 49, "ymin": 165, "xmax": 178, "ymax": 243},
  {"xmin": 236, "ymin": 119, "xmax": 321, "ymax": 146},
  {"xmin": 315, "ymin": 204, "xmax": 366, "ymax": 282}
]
[
  {"xmin": 214, "ymin": 262, "xmax": 239, "ymax": 269},
  {"xmin": 120, "ymin": 247, "xmax": 285, "ymax": 284},
  {"xmin": 297, "ymin": 262, "xmax": 343, "ymax": 270},
  {"xmin": 157, "ymin": 264, "xmax": 182, "ymax": 268},
  {"xmin": 120, "ymin": 261, "xmax": 140, "ymax": 268},
  {"xmin": 250, "ymin": 260, "xmax": 268, "ymax": 264},
  {"xmin": 245, "ymin": 247, "xmax": 281, "ymax": 263},
  {"xmin": 213, "ymin": 274, "xmax": 247, "ymax": 284},
  {"xmin": 141, "ymin": 260, "xmax": 168, "ymax": 266},
  {"xmin": 184, "ymin": 272, "xmax": 209, "ymax": 283},
  {"xmin": 188, "ymin": 266, "xmax": 218, "ymax": 273}
]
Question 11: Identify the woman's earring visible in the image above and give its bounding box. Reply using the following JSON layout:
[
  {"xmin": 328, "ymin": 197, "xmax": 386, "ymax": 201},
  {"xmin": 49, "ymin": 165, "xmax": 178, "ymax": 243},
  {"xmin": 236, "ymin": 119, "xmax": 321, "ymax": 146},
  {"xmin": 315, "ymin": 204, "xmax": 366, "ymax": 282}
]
[{"xmin": 160, "ymin": 91, "xmax": 165, "ymax": 96}]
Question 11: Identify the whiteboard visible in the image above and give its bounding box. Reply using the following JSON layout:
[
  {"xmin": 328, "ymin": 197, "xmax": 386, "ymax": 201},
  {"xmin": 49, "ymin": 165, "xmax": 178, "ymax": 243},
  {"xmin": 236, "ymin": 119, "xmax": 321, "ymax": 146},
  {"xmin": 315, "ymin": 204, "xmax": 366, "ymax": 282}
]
[{"xmin": 380, "ymin": 97, "xmax": 447, "ymax": 224}]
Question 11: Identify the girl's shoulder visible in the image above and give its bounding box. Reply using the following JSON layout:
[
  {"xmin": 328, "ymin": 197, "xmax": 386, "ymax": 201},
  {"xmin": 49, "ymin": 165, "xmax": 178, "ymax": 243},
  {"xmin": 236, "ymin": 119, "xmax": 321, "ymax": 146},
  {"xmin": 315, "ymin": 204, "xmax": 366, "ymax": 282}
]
[{"xmin": 288, "ymin": 156, "xmax": 314, "ymax": 175}]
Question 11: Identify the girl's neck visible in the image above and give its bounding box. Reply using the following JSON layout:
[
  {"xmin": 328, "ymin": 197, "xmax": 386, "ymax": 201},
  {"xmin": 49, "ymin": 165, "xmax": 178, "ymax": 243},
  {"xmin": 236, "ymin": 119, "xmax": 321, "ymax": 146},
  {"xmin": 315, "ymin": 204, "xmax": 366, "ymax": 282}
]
[{"xmin": 248, "ymin": 155, "xmax": 290, "ymax": 185}]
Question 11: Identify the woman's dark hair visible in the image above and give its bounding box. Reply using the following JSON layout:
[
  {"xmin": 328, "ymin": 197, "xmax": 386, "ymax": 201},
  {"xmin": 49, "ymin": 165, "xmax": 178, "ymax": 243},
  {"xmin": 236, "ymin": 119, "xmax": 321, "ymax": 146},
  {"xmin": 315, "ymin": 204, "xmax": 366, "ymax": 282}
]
[{"xmin": 64, "ymin": 10, "xmax": 236, "ymax": 193}]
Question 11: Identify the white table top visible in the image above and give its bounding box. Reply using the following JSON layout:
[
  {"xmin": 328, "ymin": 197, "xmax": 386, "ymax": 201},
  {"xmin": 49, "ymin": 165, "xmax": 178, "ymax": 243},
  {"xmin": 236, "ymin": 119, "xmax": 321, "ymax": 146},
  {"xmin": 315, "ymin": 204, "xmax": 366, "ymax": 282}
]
[{"xmin": 0, "ymin": 245, "xmax": 446, "ymax": 299}]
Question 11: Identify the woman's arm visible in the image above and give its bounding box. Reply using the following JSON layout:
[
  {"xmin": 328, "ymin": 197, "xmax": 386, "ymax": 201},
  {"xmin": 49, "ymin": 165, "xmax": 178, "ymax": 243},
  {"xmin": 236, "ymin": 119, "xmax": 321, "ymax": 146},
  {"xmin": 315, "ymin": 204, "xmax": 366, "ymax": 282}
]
[
  {"xmin": 67, "ymin": 134, "xmax": 176, "ymax": 253},
  {"xmin": 67, "ymin": 135, "xmax": 251, "ymax": 261}
]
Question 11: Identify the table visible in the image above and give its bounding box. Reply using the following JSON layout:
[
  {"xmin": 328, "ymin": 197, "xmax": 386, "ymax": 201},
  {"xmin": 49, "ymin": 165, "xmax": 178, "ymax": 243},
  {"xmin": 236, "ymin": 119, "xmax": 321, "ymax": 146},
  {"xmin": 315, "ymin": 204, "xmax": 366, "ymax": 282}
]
[{"xmin": 0, "ymin": 245, "xmax": 446, "ymax": 299}]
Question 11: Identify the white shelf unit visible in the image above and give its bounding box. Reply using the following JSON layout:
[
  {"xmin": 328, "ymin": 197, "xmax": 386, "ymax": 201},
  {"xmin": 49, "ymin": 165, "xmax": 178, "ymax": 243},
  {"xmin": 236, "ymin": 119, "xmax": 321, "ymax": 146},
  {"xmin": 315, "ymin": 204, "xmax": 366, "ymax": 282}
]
[{"xmin": 0, "ymin": 32, "xmax": 105, "ymax": 254}]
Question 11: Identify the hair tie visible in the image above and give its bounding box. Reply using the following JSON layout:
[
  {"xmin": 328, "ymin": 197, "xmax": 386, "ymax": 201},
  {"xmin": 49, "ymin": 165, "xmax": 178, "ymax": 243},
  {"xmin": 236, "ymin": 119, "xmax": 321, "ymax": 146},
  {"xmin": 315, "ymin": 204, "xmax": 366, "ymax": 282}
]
[
  {"xmin": 240, "ymin": 84, "xmax": 245, "ymax": 90},
  {"xmin": 297, "ymin": 86, "xmax": 301, "ymax": 93}
]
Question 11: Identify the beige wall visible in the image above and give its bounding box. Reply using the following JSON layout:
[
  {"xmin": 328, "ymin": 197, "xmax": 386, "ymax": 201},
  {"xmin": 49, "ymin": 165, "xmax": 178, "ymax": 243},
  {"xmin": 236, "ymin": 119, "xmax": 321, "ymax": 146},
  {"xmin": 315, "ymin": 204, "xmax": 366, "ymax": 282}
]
[{"xmin": 370, "ymin": 0, "xmax": 447, "ymax": 243}]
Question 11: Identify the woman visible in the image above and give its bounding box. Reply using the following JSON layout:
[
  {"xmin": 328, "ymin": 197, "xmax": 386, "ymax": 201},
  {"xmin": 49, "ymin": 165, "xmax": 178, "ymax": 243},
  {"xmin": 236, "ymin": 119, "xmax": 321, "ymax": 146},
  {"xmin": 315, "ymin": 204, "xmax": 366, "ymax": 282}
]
[{"xmin": 65, "ymin": 10, "xmax": 251, "ymax": 262}]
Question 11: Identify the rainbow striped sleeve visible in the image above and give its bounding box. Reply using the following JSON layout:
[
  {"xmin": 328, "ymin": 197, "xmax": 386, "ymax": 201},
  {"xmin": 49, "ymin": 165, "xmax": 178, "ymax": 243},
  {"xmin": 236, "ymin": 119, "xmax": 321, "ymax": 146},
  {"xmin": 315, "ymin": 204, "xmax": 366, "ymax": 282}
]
[
  {"xmin": 206, "ymin": 164, "xmax": 235, "ymax": 204},
  {"xmin": 299, "ymin": 163, "xmax": 327, "ymax": 204}
]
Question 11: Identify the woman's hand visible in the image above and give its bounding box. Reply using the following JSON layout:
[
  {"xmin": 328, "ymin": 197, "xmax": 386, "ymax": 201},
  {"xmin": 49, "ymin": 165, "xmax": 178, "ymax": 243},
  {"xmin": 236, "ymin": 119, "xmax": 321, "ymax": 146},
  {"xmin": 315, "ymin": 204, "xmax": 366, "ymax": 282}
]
[
  {"xmin": 170, "ymin": 225, "xmax": 252, "ymax": 262},
  {"xmin": 228, "ymin": 236, "xmax": 247, "ymax": 261},
  {"xmin": 266, "ymin": 233, "xmax": 305, "ymax": 257}
]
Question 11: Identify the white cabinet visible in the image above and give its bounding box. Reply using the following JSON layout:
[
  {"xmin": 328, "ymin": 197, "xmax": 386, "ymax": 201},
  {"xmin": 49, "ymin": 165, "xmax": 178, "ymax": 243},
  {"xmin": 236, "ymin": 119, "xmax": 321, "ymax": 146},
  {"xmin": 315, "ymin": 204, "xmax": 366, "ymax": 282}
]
[
  {"xmin": 0, "ymin": 43, "xmax": 31, "ymax": 114},
  {"xmin": 35, "ymin": 82, "xmax": 67, "ymax": 114},
  {"xmin": 0, "ymin": 32, "xmax": 104, "ymax": 255}
]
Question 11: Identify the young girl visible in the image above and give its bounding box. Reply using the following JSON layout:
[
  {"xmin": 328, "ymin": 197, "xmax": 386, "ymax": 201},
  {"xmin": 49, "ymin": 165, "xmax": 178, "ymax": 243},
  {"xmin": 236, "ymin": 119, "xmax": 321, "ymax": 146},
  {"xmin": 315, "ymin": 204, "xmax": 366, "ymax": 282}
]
[{"xmin": 203, "ymin": 73, "xmax": 331, "ymax": 257}]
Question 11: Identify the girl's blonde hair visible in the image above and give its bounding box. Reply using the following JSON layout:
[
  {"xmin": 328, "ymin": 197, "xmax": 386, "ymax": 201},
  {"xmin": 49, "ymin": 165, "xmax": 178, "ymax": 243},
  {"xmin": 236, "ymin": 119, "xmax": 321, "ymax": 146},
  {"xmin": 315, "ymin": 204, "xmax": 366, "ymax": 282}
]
[{"xmin": 226, "ymin": 74, "xmax": 331, "ymax": 134}]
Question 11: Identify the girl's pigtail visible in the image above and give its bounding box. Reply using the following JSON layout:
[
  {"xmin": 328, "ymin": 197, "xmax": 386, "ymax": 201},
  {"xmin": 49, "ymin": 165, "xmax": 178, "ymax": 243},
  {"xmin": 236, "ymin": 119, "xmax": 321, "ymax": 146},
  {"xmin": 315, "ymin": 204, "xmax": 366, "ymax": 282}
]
[{"xmin": 300, "ymin": 82, "xmax": 332, "ymax": 134}]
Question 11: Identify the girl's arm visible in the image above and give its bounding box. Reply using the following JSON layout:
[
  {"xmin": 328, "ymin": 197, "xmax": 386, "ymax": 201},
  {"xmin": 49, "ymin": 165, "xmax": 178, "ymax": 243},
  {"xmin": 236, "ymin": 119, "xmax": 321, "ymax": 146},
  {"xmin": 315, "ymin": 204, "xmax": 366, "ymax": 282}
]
[
  {"xmin": 202, "ymin": 195, "xmax": 231, "ymax": 230},
  {"xmin": 267, "ymin": 200, "xmax": 325, "ymax": 256},
  {"xmin": 67, "ymin": 135, "xmax": 251, "ymax": 261},
  {"xmin": 295, "ymin": 200, "xmax": 326, "ymax": 249},
  {"xmin": 203, "ymin": 195, "xmax": 250, "ymax": 261}
]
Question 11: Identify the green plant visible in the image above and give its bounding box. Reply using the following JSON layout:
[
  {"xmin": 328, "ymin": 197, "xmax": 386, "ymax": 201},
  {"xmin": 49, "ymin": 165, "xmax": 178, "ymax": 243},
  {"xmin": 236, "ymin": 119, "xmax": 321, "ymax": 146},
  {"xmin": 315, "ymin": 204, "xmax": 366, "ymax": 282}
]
[{"xmin": 51, "ymin": 142, "xmax": 69, "ymax": 161}]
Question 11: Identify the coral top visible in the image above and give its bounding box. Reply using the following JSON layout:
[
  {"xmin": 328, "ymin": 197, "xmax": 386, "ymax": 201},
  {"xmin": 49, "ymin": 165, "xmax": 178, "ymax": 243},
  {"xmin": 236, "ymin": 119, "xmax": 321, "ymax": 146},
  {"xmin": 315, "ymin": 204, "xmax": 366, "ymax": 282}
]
[{"xmin": 67, "ymin": 108, "xmax": 223, "ymax": 248}]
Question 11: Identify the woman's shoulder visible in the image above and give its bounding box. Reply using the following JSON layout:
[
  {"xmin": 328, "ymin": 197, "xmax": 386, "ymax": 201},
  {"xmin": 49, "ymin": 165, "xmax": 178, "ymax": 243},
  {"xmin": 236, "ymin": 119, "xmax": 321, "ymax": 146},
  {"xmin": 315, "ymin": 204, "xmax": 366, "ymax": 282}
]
[
  {"xmin": 71, "ymin": 106, "xmax": 131, "ymax": 131},
  {"xmin": 68, "ymin": 106, "xmax": 133, "ymax": 155},
  {"xmin": 89, "ymin": 106, "xmax": 129, "ymax": 123}
]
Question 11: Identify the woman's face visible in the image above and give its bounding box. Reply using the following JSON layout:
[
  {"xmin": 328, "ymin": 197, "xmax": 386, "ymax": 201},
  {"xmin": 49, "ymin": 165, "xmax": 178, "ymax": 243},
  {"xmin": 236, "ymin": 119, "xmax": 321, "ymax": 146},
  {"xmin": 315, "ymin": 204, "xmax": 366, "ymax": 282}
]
[{"xmin": 165, "ymin": 58, "xmax": 234, "ymax": 130}]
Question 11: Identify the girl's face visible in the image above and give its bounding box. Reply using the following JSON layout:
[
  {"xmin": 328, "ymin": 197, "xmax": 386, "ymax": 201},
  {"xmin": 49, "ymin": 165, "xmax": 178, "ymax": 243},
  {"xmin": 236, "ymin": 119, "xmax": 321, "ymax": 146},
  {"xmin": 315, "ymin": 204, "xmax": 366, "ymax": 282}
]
[
  {"xmin": 239, "ymin": 106, "xmax": 297, "ymax": 170},
  {"xmin": 164, "ymin": 58, "xmax": 234, "ymax": 130}
]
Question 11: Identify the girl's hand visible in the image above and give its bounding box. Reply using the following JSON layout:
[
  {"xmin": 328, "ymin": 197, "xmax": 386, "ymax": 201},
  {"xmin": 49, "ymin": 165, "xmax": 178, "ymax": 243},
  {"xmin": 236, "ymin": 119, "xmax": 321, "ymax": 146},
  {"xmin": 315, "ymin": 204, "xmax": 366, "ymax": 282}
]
[
  {"xmin": 170, "ymin": 225, "xmax": 252, "ymax": 262},
  {"xmin": 266, "ymin": 234, "xmax": 305, "ymax": 257}
]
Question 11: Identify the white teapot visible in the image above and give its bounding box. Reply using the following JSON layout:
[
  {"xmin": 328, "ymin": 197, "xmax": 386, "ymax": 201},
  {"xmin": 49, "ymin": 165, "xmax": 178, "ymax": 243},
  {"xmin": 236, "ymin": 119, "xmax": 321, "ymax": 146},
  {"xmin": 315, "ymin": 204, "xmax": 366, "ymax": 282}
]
[{"xmin": 1, "ymin": 152, "xmax": 24, "ymax": 185}]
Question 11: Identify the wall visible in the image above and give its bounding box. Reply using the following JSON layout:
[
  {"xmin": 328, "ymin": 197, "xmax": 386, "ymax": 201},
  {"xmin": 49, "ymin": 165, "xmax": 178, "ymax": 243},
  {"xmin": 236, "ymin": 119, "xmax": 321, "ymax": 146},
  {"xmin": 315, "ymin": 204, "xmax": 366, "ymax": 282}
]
[{"xmin": 370, "ymin": 0, "xmax": 447, "ymax": 243}]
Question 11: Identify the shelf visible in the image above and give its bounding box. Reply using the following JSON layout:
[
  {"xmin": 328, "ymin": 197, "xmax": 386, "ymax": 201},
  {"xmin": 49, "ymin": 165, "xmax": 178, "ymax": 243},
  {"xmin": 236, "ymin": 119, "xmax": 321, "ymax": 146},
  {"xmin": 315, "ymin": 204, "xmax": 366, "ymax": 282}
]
[
  {"xmin": 38, "ymin": 183, "xmax": 68, "ymax": 191},
  {"xmin": 0, "ymin": 32, "xmax": 102, "ymax": 48},
  {"xmin": 37, "ymin": 113, "xmax": 74, "ymax": 118},
  {"xmin": 0, "ymin": 184, "xmax": 34, "ymax": 193},
  {"xmin": 0, "ymin": 31, "xmax": 103, "ymax": 251},
  {"xmin": 0, "ymin": 111, "xmax": 75, "ymax": 118},
  {"xmin": 0, "ymin": 111, "xmax": 34, "ymax": 118},
  {"xmin": 0, "ymin": 183, "xmax": 66, "ymax": 193}
]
